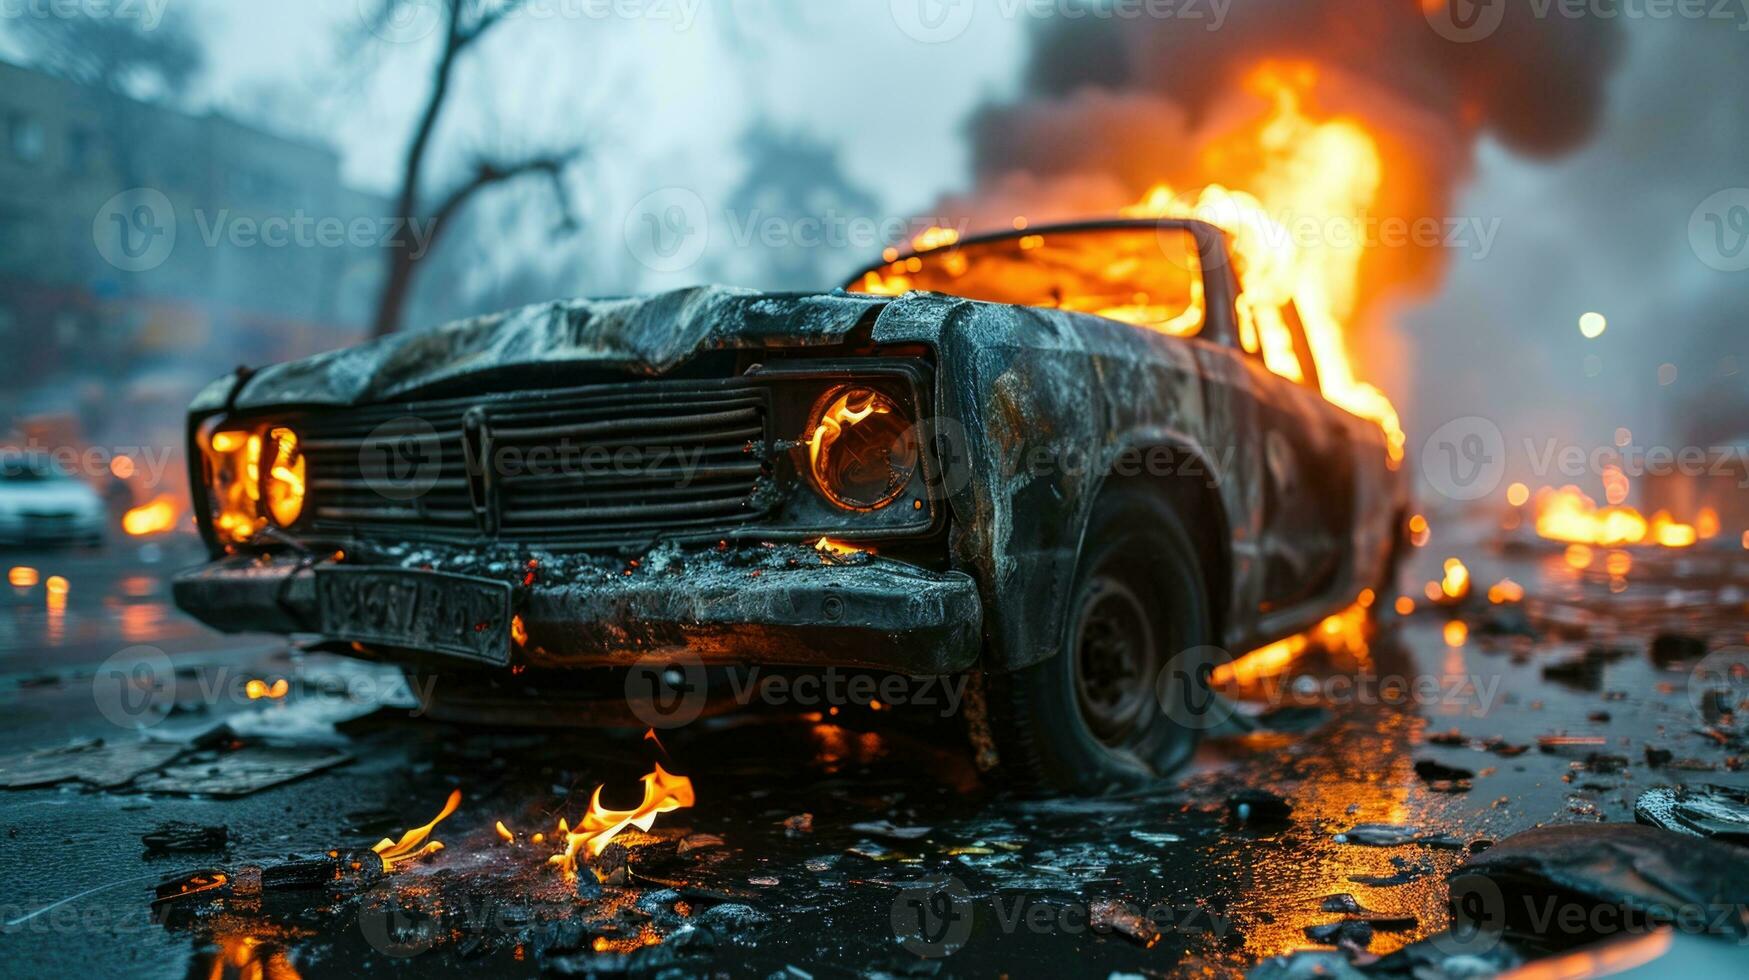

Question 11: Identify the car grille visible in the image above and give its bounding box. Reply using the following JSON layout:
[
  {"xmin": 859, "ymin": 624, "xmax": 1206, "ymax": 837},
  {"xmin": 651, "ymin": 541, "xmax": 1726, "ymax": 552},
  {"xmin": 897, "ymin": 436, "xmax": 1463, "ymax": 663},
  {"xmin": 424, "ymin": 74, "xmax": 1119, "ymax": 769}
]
[{"xmin": 296, "ymin": 379, "xmax": 771, "ymax": 546}]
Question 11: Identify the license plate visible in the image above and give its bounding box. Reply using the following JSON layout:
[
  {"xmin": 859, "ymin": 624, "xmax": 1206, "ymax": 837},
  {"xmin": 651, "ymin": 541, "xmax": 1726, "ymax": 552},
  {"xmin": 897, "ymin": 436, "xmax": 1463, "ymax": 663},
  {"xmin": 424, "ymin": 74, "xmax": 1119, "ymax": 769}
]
[{"xmin": 315, "ymin": 568, "xmax": 514, "ymax": 665}]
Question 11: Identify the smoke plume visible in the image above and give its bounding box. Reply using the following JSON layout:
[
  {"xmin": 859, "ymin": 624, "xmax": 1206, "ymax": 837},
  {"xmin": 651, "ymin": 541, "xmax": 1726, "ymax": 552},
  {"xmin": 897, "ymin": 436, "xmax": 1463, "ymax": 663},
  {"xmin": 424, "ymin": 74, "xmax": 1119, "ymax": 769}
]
[{"xmin": 946, "ymin": 1, "xmax": 1624, "ymax": 306}]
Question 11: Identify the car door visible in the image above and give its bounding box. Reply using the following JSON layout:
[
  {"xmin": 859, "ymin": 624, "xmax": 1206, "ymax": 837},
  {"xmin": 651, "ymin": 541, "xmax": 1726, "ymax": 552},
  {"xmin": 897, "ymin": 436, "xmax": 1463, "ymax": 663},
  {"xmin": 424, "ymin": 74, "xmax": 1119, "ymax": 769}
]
[{"xmin": 1236, "ymin": 302, "xmax": 1359, "ymax": 616}]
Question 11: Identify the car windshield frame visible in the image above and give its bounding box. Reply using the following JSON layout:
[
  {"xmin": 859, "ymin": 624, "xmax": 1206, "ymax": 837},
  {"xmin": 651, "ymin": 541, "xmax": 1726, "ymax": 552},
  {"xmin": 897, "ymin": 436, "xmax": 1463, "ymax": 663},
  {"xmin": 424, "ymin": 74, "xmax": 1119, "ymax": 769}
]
[{"xmin": 844, "ymin": 218, "xmax": 1238, "ymax": 348}]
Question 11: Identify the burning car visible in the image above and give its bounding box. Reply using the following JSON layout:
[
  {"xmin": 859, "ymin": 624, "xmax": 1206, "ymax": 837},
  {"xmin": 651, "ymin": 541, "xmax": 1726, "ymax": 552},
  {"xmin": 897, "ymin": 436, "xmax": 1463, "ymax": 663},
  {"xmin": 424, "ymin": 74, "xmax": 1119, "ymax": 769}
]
[{"xmin": 173, "ymin": 218, "xmax": 1408, "ymax": 792}]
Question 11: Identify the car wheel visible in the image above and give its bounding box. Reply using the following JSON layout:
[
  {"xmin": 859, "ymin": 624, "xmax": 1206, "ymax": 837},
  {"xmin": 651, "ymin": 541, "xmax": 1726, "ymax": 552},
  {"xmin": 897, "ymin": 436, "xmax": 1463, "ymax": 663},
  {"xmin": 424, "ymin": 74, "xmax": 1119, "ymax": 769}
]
[{"xmin": 986, "ymin": 486, "xmax": 1216, "ymax": 794}]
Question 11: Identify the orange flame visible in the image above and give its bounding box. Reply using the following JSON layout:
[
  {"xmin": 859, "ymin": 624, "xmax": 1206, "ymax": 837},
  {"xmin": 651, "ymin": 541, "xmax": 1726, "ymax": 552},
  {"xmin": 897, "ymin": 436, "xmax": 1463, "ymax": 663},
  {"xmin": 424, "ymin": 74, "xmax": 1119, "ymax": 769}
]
[
  {"xmin": 859, "ymin": 65, "xmax": 1405, "ymax": 464},
  {"xmin": 810, "ymin": 537, "xmax": 867, "ymax": 561},
  {"xmin": 805, "ymin": 389, "xmax": 886, "ymax": 476},
  {"xmin": 372, "ymin": 788, "xmax": 461, "ymax": 871},
  {"xmin": 1120, "ymin": 65, "xmax": 1405, "ymax": 464},
  {"xmin": 549, "ymin": 764, "xmax": 695, "ymax": 878},
  {"xmin": 123, "ymin": 494, "xmax": 181, "ymax": 536},
  {"xmin": 1531, "ymin": 485, "xmax": 1698, "ymax": 549},
  {"xmin": 202, "ymin": 427, "xmax": 264, "ymax": 544},
  {"xmin": 1213, "ymin": 600, "xmax": 1369, "ymax": 688}
]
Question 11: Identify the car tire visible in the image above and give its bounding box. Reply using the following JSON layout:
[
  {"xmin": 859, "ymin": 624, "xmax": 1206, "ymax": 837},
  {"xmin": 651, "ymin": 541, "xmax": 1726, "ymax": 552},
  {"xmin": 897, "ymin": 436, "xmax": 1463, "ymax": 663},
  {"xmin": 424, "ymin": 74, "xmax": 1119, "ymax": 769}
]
[{"xmin": 985, "ymin": 486, "xmax": 1217, "ymax": 794}]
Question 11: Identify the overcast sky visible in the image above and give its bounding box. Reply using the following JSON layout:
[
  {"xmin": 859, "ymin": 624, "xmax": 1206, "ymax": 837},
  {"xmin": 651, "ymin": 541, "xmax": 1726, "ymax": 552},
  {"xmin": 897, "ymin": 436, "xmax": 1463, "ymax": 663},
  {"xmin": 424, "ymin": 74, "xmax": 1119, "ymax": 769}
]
[{"xmin": 6, "ymin": 1, "xmax": 1741, "ymax": 493}]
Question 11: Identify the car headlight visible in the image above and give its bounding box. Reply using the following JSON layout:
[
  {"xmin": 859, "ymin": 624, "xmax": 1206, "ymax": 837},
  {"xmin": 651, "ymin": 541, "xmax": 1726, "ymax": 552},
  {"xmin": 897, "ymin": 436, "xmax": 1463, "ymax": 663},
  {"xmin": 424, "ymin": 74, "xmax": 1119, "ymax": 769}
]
[
  {"xmin": 803, "ymin": 386, "xmax": 918, "ymax": 511},
  {"xmin": 263, "ymin": 427, "xmax": 306, "ymax": 528},
  {"xmin": 201, "ymin": 422, "xmax": 306, "ymax": 544}
]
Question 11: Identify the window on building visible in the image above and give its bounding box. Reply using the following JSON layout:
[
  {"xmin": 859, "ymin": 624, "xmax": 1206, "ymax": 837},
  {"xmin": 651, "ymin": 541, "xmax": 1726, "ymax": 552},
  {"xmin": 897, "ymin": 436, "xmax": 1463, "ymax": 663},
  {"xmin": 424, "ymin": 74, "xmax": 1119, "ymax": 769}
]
[
  {"xmin": 8, "ymin": 113, "xmax": 45, "ymax": 163},
  {"xmin": 68, "ymin": 127, "xmax": 96, "ymax": 175}
]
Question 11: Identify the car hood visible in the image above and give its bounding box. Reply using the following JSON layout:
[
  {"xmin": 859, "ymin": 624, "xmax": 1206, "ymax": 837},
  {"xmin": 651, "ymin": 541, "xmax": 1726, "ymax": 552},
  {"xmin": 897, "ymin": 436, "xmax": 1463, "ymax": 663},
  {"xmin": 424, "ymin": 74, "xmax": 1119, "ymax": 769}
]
[{"xmin": 200, "ymin": 286, "xmax": 963, "ymax": 413}]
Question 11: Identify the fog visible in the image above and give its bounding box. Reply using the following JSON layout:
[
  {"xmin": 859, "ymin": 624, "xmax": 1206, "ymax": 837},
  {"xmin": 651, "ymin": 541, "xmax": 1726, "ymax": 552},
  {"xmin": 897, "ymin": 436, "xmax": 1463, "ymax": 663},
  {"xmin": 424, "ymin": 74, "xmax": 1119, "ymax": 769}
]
[{"xmin": 1, "ymin": 0, "xmax": 1744, "ymax": 504}]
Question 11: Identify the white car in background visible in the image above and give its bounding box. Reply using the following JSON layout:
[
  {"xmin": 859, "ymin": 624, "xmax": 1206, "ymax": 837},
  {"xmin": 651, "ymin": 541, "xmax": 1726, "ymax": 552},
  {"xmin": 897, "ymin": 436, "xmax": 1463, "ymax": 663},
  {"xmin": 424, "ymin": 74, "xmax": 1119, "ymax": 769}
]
[{"xmin": 0, "ymin": 456, "xmax": 106, "ymax": 549}]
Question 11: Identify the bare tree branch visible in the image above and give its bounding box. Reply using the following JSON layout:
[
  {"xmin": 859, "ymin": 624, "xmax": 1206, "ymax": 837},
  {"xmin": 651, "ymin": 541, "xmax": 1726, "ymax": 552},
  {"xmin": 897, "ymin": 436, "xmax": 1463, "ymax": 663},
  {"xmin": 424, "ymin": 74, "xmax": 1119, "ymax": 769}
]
[
  {"xmin": 369, "ymin": 0, "xmax": 580, "ymax": 338},
  {"xmin": 456, "ymin": 0, "xmax": 528, "ymax": 50},
  {"xmin": 425, "ymin": 150, "xmax": 584, "ymax": 254}
]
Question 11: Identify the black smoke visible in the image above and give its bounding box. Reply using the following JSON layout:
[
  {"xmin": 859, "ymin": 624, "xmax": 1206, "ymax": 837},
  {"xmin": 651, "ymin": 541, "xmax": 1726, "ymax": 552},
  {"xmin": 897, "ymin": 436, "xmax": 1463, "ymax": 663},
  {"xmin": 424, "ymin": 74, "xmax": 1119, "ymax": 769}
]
[{"xmin": 959, "ymin": 0, "xmax": 1625, "ymax": 300}]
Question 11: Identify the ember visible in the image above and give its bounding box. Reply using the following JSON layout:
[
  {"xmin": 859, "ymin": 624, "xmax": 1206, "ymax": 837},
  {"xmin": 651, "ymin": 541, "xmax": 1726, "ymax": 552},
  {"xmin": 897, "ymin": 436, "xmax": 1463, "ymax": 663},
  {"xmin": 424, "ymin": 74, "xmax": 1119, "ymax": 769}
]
[{"xmin": 244, "ymin": 678, "xmax": 289, "ymax": 700}]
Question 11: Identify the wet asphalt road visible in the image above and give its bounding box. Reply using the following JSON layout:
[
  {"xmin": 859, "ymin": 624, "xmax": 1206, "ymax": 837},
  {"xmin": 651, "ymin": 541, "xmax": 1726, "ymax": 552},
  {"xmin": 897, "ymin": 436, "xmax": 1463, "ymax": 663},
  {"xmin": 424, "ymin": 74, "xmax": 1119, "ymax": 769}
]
[{"xmin": 1, "ymin": 523, "xmax": 1747, "ymax": 978}]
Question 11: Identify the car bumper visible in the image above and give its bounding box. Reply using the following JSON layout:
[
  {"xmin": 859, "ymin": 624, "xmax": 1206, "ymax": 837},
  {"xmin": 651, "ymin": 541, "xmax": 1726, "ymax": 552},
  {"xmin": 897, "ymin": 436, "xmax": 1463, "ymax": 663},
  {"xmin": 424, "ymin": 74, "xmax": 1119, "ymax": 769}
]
[
  {"xmin": 172, "ymin": 549, "xmax": 983, "ymax": 676},
  {"xmin": 0, "ymin": 516, "xmax": 105, "ymax": 548}
]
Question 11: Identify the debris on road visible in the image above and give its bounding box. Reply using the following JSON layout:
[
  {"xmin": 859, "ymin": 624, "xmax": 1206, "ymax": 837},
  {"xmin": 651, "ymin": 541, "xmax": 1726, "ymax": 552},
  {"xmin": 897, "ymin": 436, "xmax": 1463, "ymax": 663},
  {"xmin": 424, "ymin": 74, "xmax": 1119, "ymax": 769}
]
[
  {"xmin": 1649, "ymin": 633, "xmax": 1710, "ymax": 668},
  {"xmin": 847, "ymin": 820, "xmax": 931, "ymax": 840},
  {"xmin": 1450, "ymin": 823, "xmax": 1749, "ymax": 942},
  {"xmin": 1346, "ymin": 857, "xmax": 1433, "ymax": 887},
  {"xmin": 1634, "ymin": 784, "xmax": 1749, "ymax": 845},
  {"xmin": 0, "ymin": 737, "xmax": 183, "ymax": 789},
  {"xmin": 1333, "ymin": 824, "xmax": 1464, "ymax": 849},
  {"xmin": 1304, "ymin": 919, "xmax": 1374, "ymax": 947},
  {"xmin": 1227, "ymin": 790, "xmax": 1292, "ymax": 825},
  {"xmin": 676, "ymin": 833, "xmax": 725, "ymax": 856},
  {"xmin": 131, "ymin": 744, "xmax": 351, "ymax": 796},
  {"xmin": 1412, "ymin": 759, "xmax": 1475, "ymax": 792},
  {"xmin": 141, "ymin": 821, "xmax": 229, "ymax": 855},
  {"xmin": 1319, "ymin": 894, "xmax": 1369, "ymax": 915},
  {"xmin": 1090, "ymin": 897, "xmax": 1163, "ymax": 947}
]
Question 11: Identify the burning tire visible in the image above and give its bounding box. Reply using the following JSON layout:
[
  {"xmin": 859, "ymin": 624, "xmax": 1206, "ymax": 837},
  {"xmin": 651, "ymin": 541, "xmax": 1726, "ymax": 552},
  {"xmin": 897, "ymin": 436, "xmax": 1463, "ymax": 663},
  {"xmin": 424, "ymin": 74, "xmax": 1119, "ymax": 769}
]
[{"xmin": 986, "ymin": 486, "xmax": 1214, "ymax": 793}]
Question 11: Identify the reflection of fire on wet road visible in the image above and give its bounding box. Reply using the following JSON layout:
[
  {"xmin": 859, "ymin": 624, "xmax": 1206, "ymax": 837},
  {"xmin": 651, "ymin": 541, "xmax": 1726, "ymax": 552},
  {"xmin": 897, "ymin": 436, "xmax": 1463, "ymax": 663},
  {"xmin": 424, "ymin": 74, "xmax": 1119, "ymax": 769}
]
[{"xmin": 3, "ymin": 517, "xmax": 1748, "ymax": 977}]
